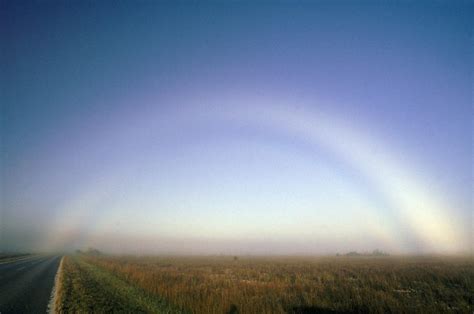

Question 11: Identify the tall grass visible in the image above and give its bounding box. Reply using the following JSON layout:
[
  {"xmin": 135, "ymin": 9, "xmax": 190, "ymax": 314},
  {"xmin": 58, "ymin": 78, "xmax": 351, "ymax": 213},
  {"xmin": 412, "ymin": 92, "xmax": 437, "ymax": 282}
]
[{"xmin": 83, "ymin": 255, "xmax": 473, "ymax": 313}]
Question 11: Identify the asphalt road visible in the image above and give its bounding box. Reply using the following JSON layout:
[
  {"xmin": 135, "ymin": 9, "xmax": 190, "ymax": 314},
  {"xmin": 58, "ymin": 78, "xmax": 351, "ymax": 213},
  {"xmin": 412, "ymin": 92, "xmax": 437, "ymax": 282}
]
[{"xmin": 0, "ymin": 255, "xmax": 61, "ymax": 313}]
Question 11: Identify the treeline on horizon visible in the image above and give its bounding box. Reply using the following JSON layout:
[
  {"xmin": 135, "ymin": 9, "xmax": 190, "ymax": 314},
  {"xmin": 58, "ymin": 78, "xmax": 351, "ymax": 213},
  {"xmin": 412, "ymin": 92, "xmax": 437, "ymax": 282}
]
[{"xmin": 73, "ymin": 247, "xmax": 392, "ymax": 257}]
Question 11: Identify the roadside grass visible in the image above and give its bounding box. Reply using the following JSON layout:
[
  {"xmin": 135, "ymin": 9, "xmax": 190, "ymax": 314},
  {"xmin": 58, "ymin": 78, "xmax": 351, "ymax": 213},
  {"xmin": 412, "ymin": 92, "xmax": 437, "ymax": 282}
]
[{"xmin": 55, "ymin": 256, "xmax": 183, "ymax": 313}]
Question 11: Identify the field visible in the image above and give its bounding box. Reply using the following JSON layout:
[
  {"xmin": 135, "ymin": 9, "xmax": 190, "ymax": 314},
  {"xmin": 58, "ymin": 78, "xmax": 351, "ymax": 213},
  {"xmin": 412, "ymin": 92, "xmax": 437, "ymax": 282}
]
[{"xmin": 55, "ymin": 255, "xmax": 473, "ymax": 313}]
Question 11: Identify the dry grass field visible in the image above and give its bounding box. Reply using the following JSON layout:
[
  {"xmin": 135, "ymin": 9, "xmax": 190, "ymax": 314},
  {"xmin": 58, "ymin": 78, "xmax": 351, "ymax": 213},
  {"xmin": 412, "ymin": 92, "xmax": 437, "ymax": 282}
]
[{"xmin": 57, "ymin": 254, "xmax": 474, "ymax": 313}]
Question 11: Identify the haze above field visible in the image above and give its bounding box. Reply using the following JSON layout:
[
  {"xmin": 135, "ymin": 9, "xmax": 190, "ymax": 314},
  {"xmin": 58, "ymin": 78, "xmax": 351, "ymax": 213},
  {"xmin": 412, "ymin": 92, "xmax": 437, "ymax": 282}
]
[{"xmin": 1, "ymin": 1, "xmax": 472, "ymax": 255}]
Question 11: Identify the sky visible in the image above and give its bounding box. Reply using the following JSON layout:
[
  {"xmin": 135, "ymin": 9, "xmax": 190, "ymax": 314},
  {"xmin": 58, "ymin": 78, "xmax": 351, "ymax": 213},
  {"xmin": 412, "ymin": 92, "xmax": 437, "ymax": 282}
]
[{"xmin": 1, "ymin": 1, "xmax": 472, "ymax": 254}]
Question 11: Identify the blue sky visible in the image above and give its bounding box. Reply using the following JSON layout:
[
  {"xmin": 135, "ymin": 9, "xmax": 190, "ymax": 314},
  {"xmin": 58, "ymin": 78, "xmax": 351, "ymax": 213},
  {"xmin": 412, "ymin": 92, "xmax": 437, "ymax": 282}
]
[{"xmin": 1, "ymin": 1, "xmax": 472, "ymax": 254}]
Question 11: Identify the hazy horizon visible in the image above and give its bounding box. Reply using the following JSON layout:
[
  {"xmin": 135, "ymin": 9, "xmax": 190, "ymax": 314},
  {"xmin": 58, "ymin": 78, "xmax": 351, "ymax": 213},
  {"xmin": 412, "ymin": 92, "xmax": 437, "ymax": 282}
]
[{"xmin": 1, "ymin": 1, "xmax": 472, "ymax": 255}]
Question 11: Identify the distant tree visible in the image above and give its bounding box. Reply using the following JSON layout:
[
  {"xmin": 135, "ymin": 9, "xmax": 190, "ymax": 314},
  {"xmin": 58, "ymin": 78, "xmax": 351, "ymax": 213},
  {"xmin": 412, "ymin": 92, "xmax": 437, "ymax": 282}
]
[
  {"xmin": 344, "ymin": 250, "xmax": 389, "ymax": 256},
  {"xmin": 372, "ymin": 249, "xmax": 389, "ymax": 256},
  {"xmin": 85, "ymin": 247, "xmax": 102, "ymax": 256},
  {"xmin": 346, "ymin": 251, "xmax": 361, "ymax": 256}
]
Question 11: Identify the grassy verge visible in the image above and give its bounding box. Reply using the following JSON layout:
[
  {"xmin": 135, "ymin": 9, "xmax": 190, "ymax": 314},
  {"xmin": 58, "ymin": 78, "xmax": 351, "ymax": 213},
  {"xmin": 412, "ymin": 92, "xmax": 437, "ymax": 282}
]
[
  {"xmin": 55, "ymin": 255, "xmax": 183, "ymax": 313},
  {"xmin": 49, "ymin": 256, "xmax": 64, "ymax": 313}
]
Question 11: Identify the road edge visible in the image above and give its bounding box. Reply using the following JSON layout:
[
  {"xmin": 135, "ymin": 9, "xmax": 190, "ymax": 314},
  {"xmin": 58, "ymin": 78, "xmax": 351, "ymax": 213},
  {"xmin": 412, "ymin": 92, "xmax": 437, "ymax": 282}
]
[{"xmin": 47, "ymin": 256, "xmax": 64, "ymax": 314}]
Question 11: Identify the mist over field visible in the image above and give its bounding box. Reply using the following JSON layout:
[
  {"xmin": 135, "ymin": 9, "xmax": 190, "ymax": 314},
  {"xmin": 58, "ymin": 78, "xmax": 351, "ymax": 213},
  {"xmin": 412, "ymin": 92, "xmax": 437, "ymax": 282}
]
[{"xmin": 1, "ymin": 1, "xmax": 472, "ymax": 256}]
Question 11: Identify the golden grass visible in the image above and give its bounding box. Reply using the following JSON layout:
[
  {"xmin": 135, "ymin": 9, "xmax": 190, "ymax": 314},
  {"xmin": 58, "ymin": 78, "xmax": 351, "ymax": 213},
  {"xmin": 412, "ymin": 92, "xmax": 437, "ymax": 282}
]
[{"xmin": 82, "ymin": 255, "xmax": 474, "ymax": 313}]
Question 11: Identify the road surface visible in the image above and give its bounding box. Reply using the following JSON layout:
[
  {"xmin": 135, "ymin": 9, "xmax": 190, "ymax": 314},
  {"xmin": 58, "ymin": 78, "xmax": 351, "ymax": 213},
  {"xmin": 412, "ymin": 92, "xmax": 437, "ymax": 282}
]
[{"xmin": 0, "ymin": 255, "xmax": 61, "ymax": 313}]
